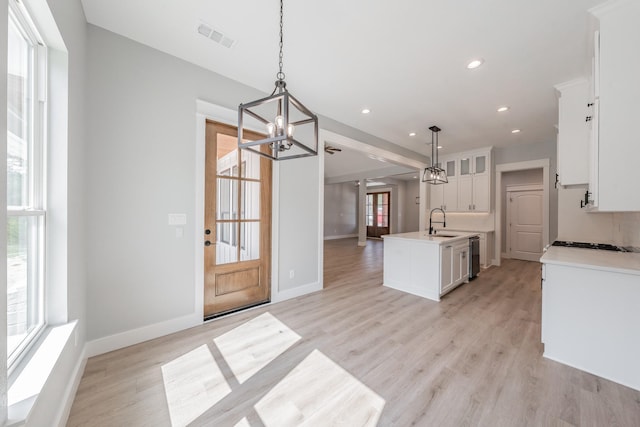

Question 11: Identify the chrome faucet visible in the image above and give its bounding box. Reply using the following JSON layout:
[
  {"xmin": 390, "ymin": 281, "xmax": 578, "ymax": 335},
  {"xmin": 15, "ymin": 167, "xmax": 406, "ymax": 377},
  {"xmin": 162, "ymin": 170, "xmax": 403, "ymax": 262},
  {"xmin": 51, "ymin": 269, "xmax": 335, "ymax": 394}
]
[{"xmin": 429, "ymin": 208, "xmax": 446, "ymax": 235}]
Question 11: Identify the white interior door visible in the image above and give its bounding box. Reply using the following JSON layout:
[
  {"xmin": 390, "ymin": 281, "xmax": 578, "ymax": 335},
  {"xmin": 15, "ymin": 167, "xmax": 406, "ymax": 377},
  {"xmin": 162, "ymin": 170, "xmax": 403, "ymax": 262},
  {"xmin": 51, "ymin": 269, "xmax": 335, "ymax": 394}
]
[{"xmin": 507, "ymin": 189, "xmax": 543, "ymax": 262}]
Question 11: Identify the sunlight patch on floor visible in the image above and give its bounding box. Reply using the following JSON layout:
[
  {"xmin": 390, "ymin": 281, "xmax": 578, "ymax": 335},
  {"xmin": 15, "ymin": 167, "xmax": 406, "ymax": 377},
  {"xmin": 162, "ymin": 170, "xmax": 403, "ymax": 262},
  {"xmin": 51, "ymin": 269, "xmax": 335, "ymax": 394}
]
[
  {"xmin": 254, "ymin": 349, "xmax": 385, "ymax": 426},
  {"xmin": 161, "ymin": 344, "xmax": 231, "ymax": 427},
  {"xmin": 234, "ymin": 417, "xmax": 251, "ymax": 427},
  {"xmin": 214, "ymin": 312, "xmax": 301, "ymax": 384}
]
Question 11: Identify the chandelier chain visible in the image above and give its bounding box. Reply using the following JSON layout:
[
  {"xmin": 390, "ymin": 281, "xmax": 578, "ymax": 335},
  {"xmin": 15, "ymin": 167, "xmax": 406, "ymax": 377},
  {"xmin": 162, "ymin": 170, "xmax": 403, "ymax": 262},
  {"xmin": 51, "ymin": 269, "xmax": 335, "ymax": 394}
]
[{"xmin": 277, "ymin": 0, "xmax": 285, "ymax": 81}]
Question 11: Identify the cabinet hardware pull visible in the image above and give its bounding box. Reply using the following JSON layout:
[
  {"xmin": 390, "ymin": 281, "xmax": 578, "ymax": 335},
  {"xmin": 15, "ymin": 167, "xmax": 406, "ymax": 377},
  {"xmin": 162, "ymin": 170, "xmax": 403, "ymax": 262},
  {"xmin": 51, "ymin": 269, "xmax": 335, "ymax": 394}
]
[
  {"xmin": 587, "ymin": 102, "xmax": 594, "ymax": 107},
  {"xmin": 205, "ymin": 229, "xmax": 211, "ymax": 235},
  {"xmin": 468, "ymin": 204, "xmax": 471, "ymax": 210},
  {"xmin": 205, "ymin": 241, "xmax": 212, "ymax": 246},
  {"xmin": 585, "ymin": 116, "xmax": 593, "ymax": 122}
]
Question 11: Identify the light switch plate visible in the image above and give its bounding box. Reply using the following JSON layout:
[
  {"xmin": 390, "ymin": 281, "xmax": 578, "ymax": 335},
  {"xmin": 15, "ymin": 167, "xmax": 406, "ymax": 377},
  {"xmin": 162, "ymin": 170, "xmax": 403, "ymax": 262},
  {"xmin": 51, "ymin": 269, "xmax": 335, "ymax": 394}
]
[{"xmin": 168, "ymin": 213, "xmax": 187, "ymax": 225}]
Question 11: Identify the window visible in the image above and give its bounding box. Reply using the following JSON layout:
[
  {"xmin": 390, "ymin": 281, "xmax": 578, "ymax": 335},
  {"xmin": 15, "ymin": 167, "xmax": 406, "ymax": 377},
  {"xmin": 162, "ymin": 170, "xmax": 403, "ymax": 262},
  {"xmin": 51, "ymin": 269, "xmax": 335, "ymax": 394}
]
[{"xmin": 7, "ymin": 0, "xmax": 47, "ymax": 368}]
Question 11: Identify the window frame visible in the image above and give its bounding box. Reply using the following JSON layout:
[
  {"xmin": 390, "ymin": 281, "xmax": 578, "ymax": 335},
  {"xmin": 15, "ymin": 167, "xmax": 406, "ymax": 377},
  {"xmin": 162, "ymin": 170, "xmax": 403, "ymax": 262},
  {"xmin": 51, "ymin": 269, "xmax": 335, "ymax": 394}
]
[{"xmin": 6, "ymin": 0, "xmax": 48, "ymax": 372}]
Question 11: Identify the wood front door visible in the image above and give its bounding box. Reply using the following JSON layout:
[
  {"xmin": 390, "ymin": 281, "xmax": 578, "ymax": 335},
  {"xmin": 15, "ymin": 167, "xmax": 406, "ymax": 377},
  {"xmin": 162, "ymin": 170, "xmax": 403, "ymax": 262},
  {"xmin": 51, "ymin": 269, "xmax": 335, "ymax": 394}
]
[
  {"xmin": 507, "ymin": 189, "xmax": 543, "ymax": 262},
  {"xmin": 366, "ymin": 191, "xmax": 390, "ymax": 238},
  {"xmin": 204, "ymin": 120, "xmax": 272, "ymax": 319}
]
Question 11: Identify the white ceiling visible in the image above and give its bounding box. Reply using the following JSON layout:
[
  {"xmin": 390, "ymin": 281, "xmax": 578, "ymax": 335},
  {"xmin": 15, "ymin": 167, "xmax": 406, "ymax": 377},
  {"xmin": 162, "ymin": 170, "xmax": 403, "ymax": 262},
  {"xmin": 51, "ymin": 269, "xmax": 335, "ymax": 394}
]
[{"xmin": 81, "ymin": 0, "xmax": 603, "ymax": 161}]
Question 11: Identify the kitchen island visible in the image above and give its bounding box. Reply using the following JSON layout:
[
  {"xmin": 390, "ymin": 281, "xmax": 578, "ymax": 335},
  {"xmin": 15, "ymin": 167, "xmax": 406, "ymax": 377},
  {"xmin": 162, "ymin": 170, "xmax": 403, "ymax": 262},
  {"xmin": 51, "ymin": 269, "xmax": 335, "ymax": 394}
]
[{"xmin": 382, "ymin": 231, "xmax": 478, "ymax": 301}]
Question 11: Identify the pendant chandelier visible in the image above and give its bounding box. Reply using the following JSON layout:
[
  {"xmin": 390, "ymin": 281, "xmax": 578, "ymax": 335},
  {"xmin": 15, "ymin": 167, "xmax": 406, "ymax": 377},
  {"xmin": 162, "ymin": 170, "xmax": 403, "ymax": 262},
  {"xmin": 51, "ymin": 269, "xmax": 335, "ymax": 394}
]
[
  {"xmin": 237, "ymin": 0, "xmax": 318, "ymax": 161},
  {"xmin": 422, "ymin": 125, "xmax": 448, "ymax": 184}
]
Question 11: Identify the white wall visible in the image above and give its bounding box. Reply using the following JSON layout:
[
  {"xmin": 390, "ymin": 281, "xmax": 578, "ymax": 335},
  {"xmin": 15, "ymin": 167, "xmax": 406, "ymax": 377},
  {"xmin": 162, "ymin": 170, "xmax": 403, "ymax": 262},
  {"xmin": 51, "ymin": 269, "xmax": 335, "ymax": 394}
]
[{"xmin": 324, "ymin": 182, "xmax": 358, "ymax": 238}]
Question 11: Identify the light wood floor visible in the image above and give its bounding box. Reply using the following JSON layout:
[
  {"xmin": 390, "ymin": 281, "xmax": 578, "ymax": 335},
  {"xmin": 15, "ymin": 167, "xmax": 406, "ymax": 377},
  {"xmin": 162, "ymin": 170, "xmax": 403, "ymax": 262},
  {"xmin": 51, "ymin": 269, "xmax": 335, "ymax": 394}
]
[{"xmin": 67, "ymin": 238, "xmax": 640, "ymax": 426}]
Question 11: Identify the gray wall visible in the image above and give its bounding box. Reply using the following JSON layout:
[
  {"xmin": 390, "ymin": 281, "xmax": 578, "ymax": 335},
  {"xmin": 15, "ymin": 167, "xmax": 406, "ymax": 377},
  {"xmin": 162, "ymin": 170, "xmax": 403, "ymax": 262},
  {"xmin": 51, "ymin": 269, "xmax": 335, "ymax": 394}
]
[
  {"xmin": 494, "ymin": 139, "xmax": 559, "ymax": 242},
  {"xmin": 85, "ymin": 24, "xmax": 329, "ymax": 339},
  {"xmin": 324, "ymin": 182, "xmax": 358, "ymax": 238},
  {"xmin": 403, "ymin": 180, "xmax": 421, "ymax": 232},
  {"xmin": 501, "ymin": 168, "xmax": 544, "ymax": 250}
]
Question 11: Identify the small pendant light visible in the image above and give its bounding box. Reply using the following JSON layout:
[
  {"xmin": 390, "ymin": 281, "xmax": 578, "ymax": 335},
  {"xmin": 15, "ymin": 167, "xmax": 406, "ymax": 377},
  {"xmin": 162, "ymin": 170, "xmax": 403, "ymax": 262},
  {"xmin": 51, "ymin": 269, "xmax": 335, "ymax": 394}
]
[
  {"xmin": 237, "ymin": 0, "xmax": 318, "ymax": 161},
  {"xmin": 422, "ymin": 126, "xmax": 448, "ymax": 184}
]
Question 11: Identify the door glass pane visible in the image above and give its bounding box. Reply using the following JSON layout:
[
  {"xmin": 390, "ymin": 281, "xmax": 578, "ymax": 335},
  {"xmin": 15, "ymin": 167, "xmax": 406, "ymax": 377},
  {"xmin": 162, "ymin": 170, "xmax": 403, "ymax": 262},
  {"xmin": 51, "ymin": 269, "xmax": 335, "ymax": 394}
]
[
  {"xmin": 216, "ymin": 178, "xmax": 238, "ymax": 220},
  {"xmin": 7, "ymin": 215, "xmax": 42, "ymax": 358},
  {"xmin": 460, "ymin": 158, "xmax": 470, "ymax": 175},
  {"xmin": 216, "ymin": 222, "xmax": 238, "ymax": 265},
  {"xmin": 240, "ymin": 149, "xmax": 261, "ymax": 180},
  {"xmin": 7, "ymin": 18, "xmax": 33, "ymax": 208},
  {"xmin": 240, "ymin": 222, "xmax": 260, "ymax": 261},
  {"xmin": 217, "ymin": 134, "xmax": 239, "ymax": 176},
  {"xmin": 241, "ymin": 181, "xmax": 260, "ymax": 220},
  {"xmin": 446, "ymin": 160, "xmax": 456, "ymax": 177},
  {"xmin": 475, "ymin": 156, "xmax": 486, "ymax": 174}
]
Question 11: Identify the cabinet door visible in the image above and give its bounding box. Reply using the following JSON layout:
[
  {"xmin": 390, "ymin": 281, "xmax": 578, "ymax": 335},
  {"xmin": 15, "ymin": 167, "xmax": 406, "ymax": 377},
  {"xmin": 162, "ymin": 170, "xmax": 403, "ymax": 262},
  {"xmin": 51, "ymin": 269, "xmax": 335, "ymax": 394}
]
[
  {"xmin": 460, "ymin": 157, "xmax": 471, "ymax": 176},
  {"xmin": 458, "ymin": 176, "xmax": 473, "ymax": 211},
  {"xmin": 452, "ymin": 247, "xmax": 463, "ymax": 284},
  {"xmin": 472, "ymin": 174, "xmax": 490, "ymax": 212},
  {"xmin": 556, "ymin": 79, "xmax": 590, "ymax": 186},
  {"xmin": 460, "ymin": 248, "xmax": 469, "ymax": 279},
  {"xmin": 430, "ymin": 184, "xmax": 444, "ymax": 210},
  {"xmin": 443, "ymin": 178, "xmax": 458, "ymax": 212},
  {"xmin": 440, "ymin": 245, "xmax": 453, "ymax": 293},
  {"xmin": 445, "ymin": 159, "xmax": 456, "ymax": 178},
  {"xmin": 474, "ymin": 155, "xmax": 487, "ymax": 176}
]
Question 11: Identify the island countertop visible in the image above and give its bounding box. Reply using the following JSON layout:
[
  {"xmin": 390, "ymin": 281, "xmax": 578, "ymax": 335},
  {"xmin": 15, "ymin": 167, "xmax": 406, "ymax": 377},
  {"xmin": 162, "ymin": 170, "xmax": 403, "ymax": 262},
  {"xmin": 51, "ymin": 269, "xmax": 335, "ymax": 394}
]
[{"xmin": 382, "ymin": 231, "xmax": 478, "ymax": 245}]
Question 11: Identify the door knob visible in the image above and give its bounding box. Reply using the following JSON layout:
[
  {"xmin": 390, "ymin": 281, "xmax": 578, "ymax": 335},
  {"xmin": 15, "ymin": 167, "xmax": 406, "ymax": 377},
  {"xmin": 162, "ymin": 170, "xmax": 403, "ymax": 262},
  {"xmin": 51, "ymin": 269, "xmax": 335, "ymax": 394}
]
[{"xmin": 205, "ymin": 241, "xmax": 212, "ymax": 246}]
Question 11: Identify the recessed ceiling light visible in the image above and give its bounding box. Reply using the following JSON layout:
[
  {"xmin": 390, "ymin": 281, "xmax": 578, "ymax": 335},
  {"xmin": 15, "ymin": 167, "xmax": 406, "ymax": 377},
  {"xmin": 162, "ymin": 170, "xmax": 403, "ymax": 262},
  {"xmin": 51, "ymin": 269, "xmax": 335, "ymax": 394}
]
[
  {"xmin": 511, "ymin": 129, "xmax": 521, "ymax": 134},
  {"xmin": 409, "ymin": 132, "xmax": 416, "ymax": 137},
  {"xmin": 413, "ymin": 175, "xmax": 418, "ymax": 179},
  {"xmin": 497, "ymin": 106, "xmax": 509, "ymax": 112},
  {"xmin": 438, "ymin": 146, "xmax": 443, "ymax": 149},
  {"xmin": 467, "ymin": 58, "xmax": 484, "ymax": 69},
  {"xmin": 361, "ymin": 109, "xmax": 371, "ymax": 114}
]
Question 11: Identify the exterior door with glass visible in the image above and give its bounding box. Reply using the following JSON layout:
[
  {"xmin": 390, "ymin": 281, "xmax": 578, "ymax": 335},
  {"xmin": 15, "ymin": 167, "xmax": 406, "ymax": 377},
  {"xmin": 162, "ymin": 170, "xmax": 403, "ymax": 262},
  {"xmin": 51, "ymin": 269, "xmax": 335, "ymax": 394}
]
[
  {"xmin": 204, "ymin": 121, "xmax": 272, "ymax": 319},
  {"xmin": 366, "ymin": 192, "xmax": 390, "ymax": 238}
]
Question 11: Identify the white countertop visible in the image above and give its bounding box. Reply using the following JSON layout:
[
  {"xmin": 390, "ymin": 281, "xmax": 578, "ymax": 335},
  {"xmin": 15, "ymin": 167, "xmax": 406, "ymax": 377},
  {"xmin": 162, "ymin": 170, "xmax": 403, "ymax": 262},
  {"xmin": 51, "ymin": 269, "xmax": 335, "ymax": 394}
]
[
  {"xmin": 540, "ymin": 246, "xmax": 640, "ymax": 276},
  {"xmin": 382, "ymin": 231, "xmax": 478, "ymax": 245}
]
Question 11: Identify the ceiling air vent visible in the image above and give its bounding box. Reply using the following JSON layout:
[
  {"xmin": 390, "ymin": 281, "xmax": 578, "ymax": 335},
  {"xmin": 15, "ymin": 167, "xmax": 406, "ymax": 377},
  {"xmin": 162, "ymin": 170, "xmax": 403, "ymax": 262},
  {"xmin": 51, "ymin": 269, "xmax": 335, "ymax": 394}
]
[{"xmin": 198, "ymin": 21, "xmax": 235, "ymax": 48}]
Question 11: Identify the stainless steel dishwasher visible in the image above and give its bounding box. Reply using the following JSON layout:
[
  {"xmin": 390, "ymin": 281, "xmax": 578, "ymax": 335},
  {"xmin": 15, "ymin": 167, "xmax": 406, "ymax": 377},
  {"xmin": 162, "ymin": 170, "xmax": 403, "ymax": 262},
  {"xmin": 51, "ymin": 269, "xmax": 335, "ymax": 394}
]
[{"xmin": 469, "ymin": 236, "xmax": 480, "ymax": 280}]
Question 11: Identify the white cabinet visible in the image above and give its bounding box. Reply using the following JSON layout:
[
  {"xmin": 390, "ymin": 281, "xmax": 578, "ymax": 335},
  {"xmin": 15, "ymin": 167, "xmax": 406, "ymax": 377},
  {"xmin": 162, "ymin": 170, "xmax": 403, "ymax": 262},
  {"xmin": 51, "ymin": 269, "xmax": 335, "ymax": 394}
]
[
  {"xmin": 555, "ymin": 79, "xmax": 590, "ymax": 186},
  {"xmin": 458, "ymin": 152, "xmax": 490, "ymax": 212},
  {"xmin": 541, "ymin": 257, "xmax": 640, "ymax": 391},
  {"xmin": 430, "ymin": 158, "xmax": 458, "ymax": 212},
  {"xmin": 587, "ymin": 0, "xmax": 640, "ymax": 211},
  {"xmin": 440, "ymin": 244, "xmax": 453, "ymax": 292},
  {"xmin": 440, "ymin": 240, "xmax": 469, "ymax": 295},
  {"xmin": 429, "ymin": 149, "xmax": 491, "ymax": 213}
]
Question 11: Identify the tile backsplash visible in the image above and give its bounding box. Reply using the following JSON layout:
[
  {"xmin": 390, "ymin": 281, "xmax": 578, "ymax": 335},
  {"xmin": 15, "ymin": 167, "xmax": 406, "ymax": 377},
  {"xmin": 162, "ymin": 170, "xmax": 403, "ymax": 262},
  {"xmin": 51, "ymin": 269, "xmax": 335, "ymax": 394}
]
[
  {"xmin": 558, "ymin": 187, "xmax": 640, "ymax": 246},
  {"xmin": 613, "ymin": 212, "xmax": 640, "ymax": 247}
]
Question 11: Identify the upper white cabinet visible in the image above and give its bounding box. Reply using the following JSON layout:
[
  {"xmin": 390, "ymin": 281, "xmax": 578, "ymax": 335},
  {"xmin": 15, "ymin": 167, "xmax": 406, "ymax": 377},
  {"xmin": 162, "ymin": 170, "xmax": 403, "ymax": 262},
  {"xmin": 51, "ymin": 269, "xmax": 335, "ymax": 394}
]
[
  {"xmin": 429, "ymin": 148, "xmax": 492, "ymax": 213},
  {"xmin": 555, "ymin": 79, "xmax": 590, "ymax": 186},
  {"xmin": 587, "ymin": 0, "xmax": 640, "ymax": 211},
  {"xmin": 458, "ymin": 151, "xmax": 490, "ymax": 212},
  {"xmin": 430, "ymin": 158, "xmax": 458, "ymax": 212}
]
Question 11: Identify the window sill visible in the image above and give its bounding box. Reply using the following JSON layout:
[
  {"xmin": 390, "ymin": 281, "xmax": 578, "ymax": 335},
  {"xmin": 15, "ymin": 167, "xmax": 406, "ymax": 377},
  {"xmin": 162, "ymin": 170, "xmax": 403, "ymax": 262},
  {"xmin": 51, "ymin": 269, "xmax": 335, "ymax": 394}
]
[{"xmin": 7, "ymin": 321, "xmax": 78, "ymax": 427}]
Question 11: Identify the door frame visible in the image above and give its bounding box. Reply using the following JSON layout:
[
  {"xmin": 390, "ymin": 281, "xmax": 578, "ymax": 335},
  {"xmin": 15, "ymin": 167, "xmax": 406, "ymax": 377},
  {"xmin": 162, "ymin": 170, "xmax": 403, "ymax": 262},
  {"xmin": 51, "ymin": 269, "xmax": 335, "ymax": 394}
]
[
  {"xmin": 365, "ymin": 191, "xmax": 391, "ymax": 238},
  {"xmin": 506, "ymin": 184, "xmax": 544, "ymax": 259},
  {"xmin": 494, "ymin": 159, "xmax": 550, "ymax": 267},
  {"xmin": 195, "ymin": 101, "xmax": 282, "ymax": 322}
]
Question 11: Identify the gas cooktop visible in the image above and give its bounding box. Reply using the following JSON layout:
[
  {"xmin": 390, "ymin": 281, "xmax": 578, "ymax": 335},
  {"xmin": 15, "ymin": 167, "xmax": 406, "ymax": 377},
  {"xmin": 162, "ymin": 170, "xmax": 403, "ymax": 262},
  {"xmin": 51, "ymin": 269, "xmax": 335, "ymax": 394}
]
[{"xmin": 552, "ymin": 240, "xmax": 640, "ymax": 253}]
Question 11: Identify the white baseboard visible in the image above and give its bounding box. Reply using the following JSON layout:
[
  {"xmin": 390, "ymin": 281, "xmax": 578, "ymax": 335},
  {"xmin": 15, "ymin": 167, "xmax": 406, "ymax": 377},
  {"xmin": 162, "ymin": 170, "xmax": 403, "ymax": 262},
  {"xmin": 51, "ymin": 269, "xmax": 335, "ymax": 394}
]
[
  {"xmin": 272, "ymin": 281, "xmax": 322, "ymax": 304},
  {"xmin": 501, "ymin": 252, "xmax": 509, "ymax": 259},
  {"xmin": 357, "ymin": 241, "xmax": 366, "ymax": 247},
  {"xmin": 56, "ymin": 345, "xmax": 87, "ymax": 427},
  {"xmin": 324, "ymin": 234, "xmax": 357, "ymax": 241},
  {"xmin": 85, "ymin": 313, "xmax": 200, "ymax": 358}
]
